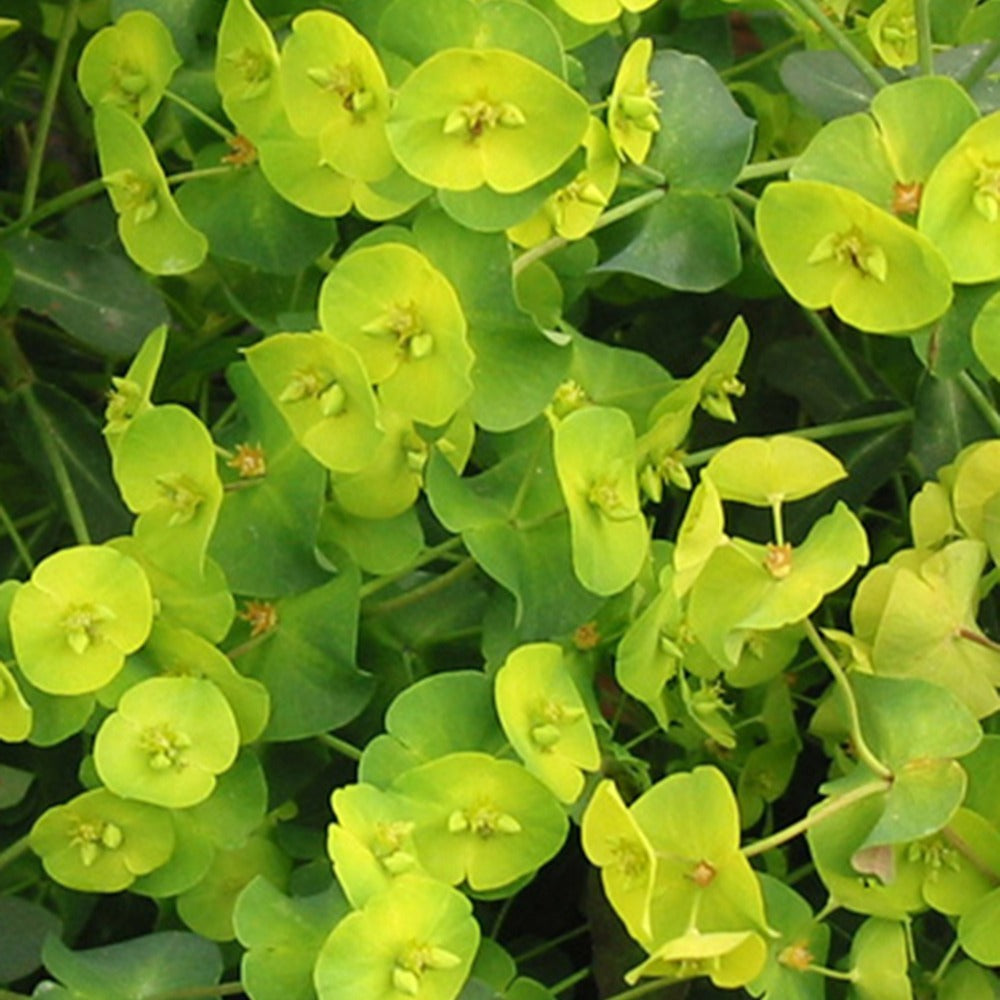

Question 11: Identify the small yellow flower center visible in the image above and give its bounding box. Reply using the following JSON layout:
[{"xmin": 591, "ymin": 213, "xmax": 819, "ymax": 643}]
[
  {"xmin": 138, "ymin": 723, "xmax": 192, "ymax": 771},
  {"xmin": 807, "ymin": 226, "xmax": 888, "ymax": 282},
  {"xmin": 306, "ymin": 62, "xmax": 373, "ymax": 115},
  {"xmin": 106, "ymin": 169, "xmax": 159, "ymax": 224},
  {"xmin": 764, "ymin": 542, "xmax": 794, "ymax": 579},
  {"xmin": 778, "ymin": 941, "xmax": 814, "ymax": 971},
  {"xmin": 71, "ymin": 819, "xmax": 124, "ymax": 867},
  {"xmin": 690, "ymin": 859, "xmax": 717, "ymax": 887},
  {"xmin": 61, "ymin": 603, "xmax": 115, "ymax": 655},
  {"xmin": 607, "ymin": 836, "xmax": 649, "ymax": 888},
  {"xmin": 227, "ymin": 442, "xmax": 267, "ymax": 479},
  {"xmin": 155, "ymin": 473, "xmax": 205, "ymax": 526},
  {"xmin": 238, "ymin": 599, "xmax": 278, "ymax": 638},
  {"xmin": 971, "ymin": 153, "xmax": 1000, "ymax": 223},
  {"xmin": 105, "ymin": 376, "xmax": 143, "ymax": 431},
  {"xmin": 443, "ymin": 99, "xmax": 526, "ymax": 140},
  {"xmin": 549, "ymin": 379, "xmax": 589, "ymax": 418},
  {"xmin": 448, "ymin": 801, "xmax": 522, "ymax": 838}
]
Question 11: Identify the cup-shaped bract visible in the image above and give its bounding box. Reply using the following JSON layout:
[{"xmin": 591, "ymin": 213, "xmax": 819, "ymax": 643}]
[
  {"xmin": 77, "ymin": 10, "xmax": 180, "ymax": 121},
  {"xmin": 919, "ymin": 112, "xmax": 1000, "ymax": 283},
  {"xmin": 867, "ymin": 0, "xmax": 917, "ymax": 70},
  {"xmin": 215, "ymin": 0, "xmax": 282, "ymax": 141},
  {"xmin": 103, "ymin": 325, "xmax": 167, "ymax": 457},
  {"xmin": 387, "ymin": 48, "xmax": 590, "ymax": 194},
  {"xmin": 10, "ymin": 545, "xmax": 154, "ymax": 696},
  {"xmin": 631, "ymin": 767, "xmax": 768, "ymax": 945},
  {"xmin": 94, "ymin": 675, "xmax": 240, "ymax": 808},
  {"xmin": 30, "ymin": 788, "xmax": 174, "ymax": 893},
  {"xmin": 581, "ymin": 779, "xmax": 657, "ymax": 944},
  {"xmin": 494, "ymin": 642, "xmax": 600, "ymax": 803},
  {"xmin": 552, "ymin": 0, "xmax": 657, "ymax": 24},
  {"xmin": 279, "ymin": 11, "xmax": 394, "ymax": 182},
  {"xmin": 703, "ymin": 436, "xmax": 847, "ymax": 507},
  {"xmin": 757, "ymin": 180, "xmax": 952, "ymax": 333},
  {"xmin": 391, "ymin": 752, "xmax": 569, "ymax": 891},
  {"xmin": 327, "ymin": 783, "xmax": 431, "ymax": 908},
  {"xmin": 554, "ymin": 405, "xmax": 649, "ymax": 596},
  {"xmin": 313, "ymin": 875, "xmax": 479, "ymax": 1000},
  {"xmin": 508, "ymin": 118, "xmax": 619, "ymax": 246},
  {"xmin": 95, "ymin": 104, "xmax": 208, "ymax": 275},
  {"xmin": 331, "ymin": 408, "xmax": 428, "ymax": 519},
  {"xmin": 244, "ymin": 332, "xmax": 383, "ymax": 473},
  {"xmin": 626, "ymin": 929, "xmax": 768, "ymax": 990},
  {"xmin": 113, "ymin": 404, "xmax": 223, "ymax": 575},
  {"xmin": 0, "ymin": 659, "xmax": 32, "ymax": 742},
  {"xmin": 848, "ymin": 918, "xmax": 913, "ymax": 1000},
  {"xmin": 318, "ymin": 243, "xmax": 474, "ymax": 427},
  {"xmin": 608, "ymin": 39, "xmax": 661, "ymax": 165}
]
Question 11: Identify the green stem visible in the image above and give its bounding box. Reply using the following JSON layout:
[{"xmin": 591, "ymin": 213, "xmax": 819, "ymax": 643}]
[
  {"xmin": 316, "ymin": 732, "xmax": 363, "ymax": 762},
  {"xmin": 683, "ymin": 408, "xmax": 912, "ymax": 468},
  {"xmin": 806, "ymin": 965, "xmax": 859, "ymax": 983},
  {"xmin": 958, "ymin": 371, "xmax": 1000, "ymax": 436},
  {"xmin": 512, "ymin": 188, "xmax": 666, "ymax": 276},
  {"xmin": 741, "ymin": 777, "xmax": 889, "ymax": 858},
  {"xmin": 737, "ymin": 156, "xmax": 799, "ymax": 183},
  {"xmin": 489, "ymin": 894, "xmax": 517, "ymax": 939},
  {"xmin": 363, "ymin": 557, "xmax": 477, "ymax": 618},
  {"xmin": 20, "ymin": 0, "xmax": 80, "ymax": 219},
  {"xmin": 783, "ymin": 0, "xmax": 886, "ymax": 91},
  {"xmin": 721, "ymin": 34, "xmax": 800, "ymax": 80},
  {"xmin": 957, "ymin": 627, "xmax": 1000, "ymax": 656},
  {"xmin": 163, "ymin": 89, "xmax": 234, "ymax": 141},
  {"xmin": 551, "ymin": 968, "xmax": 591, "ymax": 995},
  {"xmin": 0, "ymin": 500, "xmax": 35, "ymax": 570},
  {"xmin": 803, "ymin": 620, "xmax": 893, "ymax": 780},
  {"xmin": 0, "ymin": 834, "xmax": 31, "ymax": 872},
  {"xmin": 146, "ymin": 983, "xmax": 246, "ymax": 1000},
  {"xmin": 958, "ymin": 36, "xmax": 1000, "ymax": 89},
  {"xmin": 2, "ymin": 177, "xmax": 106, "ymax": 238},
  {"xmin": 799, "ymin": 308, "xmax": 876, "ymax": 401},
  {"xmin": 514, "ymin": 925, "xmax": 590, "ymax": 963},
  {"xmin": 603, "ymin": 978, "xmax": 686, "ymax": 1000},
  {"xmin": 0, "ymin": 991, "xmax": 31, "ymax": 1000},
  {"xmin": 915, "ymin": 0, "xmax": 935, "ymax": 76},
  {"xmin": 166, "ymin": 165, "xmax": 238, "ymax": 187},
  {"xmin": 22, "ymin": 387, "xmax": 91, "ymax": 544},
  {"xmin": 359, "ymin": 536, "xmax": 466, "ymax": 599},
  {"xmin": 929, "ymin": 936, "xmax": 962, "ymax": 986}
]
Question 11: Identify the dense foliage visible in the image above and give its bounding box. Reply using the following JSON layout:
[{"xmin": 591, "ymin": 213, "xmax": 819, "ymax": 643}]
[{"xmin": 3, "ymin": 1, "xmax": 1000, "ymax": 999}]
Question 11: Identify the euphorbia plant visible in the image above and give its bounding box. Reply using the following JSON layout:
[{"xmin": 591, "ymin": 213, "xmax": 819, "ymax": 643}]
[{"xmin": 2, "ymin": 1, "xmax": 1000, "ymax": 999}]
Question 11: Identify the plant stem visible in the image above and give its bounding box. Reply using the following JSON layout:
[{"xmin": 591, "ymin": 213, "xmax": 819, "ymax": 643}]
[
  {"xmin": 803, "ymin": 620, "xmax": 893, "ymax": 780},
  {"xmin": 737, "ymin": 157, "xmax": 799, "ymax": 183},
  {"xmin": 20, "ymin": 0, "xmax": 80, "ymax": 219},
  {"xmin": 929, "ymin": 936, "xmax": 962, "ymax": 986},
  {"xmin": 166, "ymin": 166, "xmax": 238, "ymax": 187},
  {"xmin": 783, "ymin": 0, "xmax": 886, "ymax": 91},
  {"xmin": 957, "ymin": 36, "xmax": 1000, "ymax": 89},
  {"xmin": 2, "ymin": 177, "xmax": 106, "ymax": 238},
  {"xmin": 957, "ymin": 627, "xmax": 1000, "ymax": 655},
  {"xmin": 958, "ymin": 372, "xmax": 1000, "ymax": 435},
  {"xmin": 163, "ymin": 89, "xmax": 234, "ymax": 141},
  {"xmin": 551, "ymin": 967, "xmax": 591, "ymax": 995},
  {"xmin": 741, "ymin": 776, "xmax": 889, "ymax": 858},
  {"xmin": 0, "ymin": 500, "xmax": 35, "ymax": 570},
  {"xmin": 603, "ymin": 978, "xmax": 686, "ymax": 1000},
  {"xmin": 512, "ymin": 188, "xmax": 666, "ymax": 276},
  {"xmin": 0, "ymin": 834, "xmax": 31, "ymax": 872},
  {"xmin": 683, "ymin": 408, "xmax": 912, "ymax": 467},
  {"xmin": 915, "ymin": 0, "xmax": 935, "ymax": 76},
  {"xmin": 358, "ymin": 535, "xmax": 466, "ymax": 599},
  {"xmin": 316, "ymin": 732, "xmax": 363, "ymax": 762},
  {"xmin": 21, "ymin": 387, "xmax": 91, "ymax": 545},
  {"xmin": 800, "ymin": 308, "xmax": 876, "ymax": 400},
  {"xmin": 515, "ymin": 925, "xmax": 590, "ymax": 963},
  {"xmin": 720, "ymin": 35, "xmax": 800, "ymax": 79},
  {"xmin": 363, "ymin": 557, "xmax": 477, "ymax": 617},
  {"xmin": 806, "ymin": 964, "xmax": 859, "ymax": 982}
]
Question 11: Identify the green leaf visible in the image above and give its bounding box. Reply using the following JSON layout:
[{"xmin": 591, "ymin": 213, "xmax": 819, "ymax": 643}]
[
  {"xmin": 3, "ymin": 233, "xmax": 169, "ymax": 357},
  {"xmin": 959, "ymin": 884, "xmax": 1000, "ymax": 964},
  {"xmin": 0, "ymin": 897, "xmax": 61, "ymax": 984},
  {"xmin": 645, "ymin": 49, "xmax": 754, "ymax": 193},
  {"xmin": 554, "ymin": 405, "xmax": 649, "ymax": 596},
  {"xmin": 971, "ymin": 287, "xmax": 1000, "ymax": 380},
  {"xmin": 756, "ymin": 180, "xmax": 953, "ymax": 334},
  {"xmin": 387, "ymin": 48, "xmax": 589, "ymax": 193},
  {"xmin": 703, "ymin": 436, "xmax": 847, "ymax": 506},
  {"xmin": 237, "ymin": 568, "xmax": 374, "ymax": 741},
  {"xmin": 596, "ymin": 190, "xmax": 741, "ymax": 293},
  {"xmin": 209, "ymin": 363, "xmax": 330, "ymax": 597},
  {"xmin": 317, "ymin": 503, "xmax": 424, "ymax": 576},
  {"xmin": 359, "ymin": 671, "xmax": 507, "ymax": 788},
  {"xmin": 778, "ymin": 50, "xmax": 879, "ymax": 122},
  {"xmin": 911, "ymin": 374, "xmax": 994, "ymax": 478},
  {"xmin": 175, "ymin": 164, "xmax": 335, "ymax": 275},
  {"xmin": 95, "ymin": 104, "xmax": 208, "ymax": 275},
  {"xmin": 848, "ymin": 918, "xmax": 912, "ymax": 1000},
  {"xmin": 414, "ymin": 210, "xmax": 570, "ymax": 431},
  {"xmin": 77, "ymin": 9, "xmax": 181, "ymax": 121},
  {"xmin": 234, "ymin": 878, "xmax": 349, "ymax": 1000},
  {"xmin": 42, "ymin": 932, "xmax": 222, "ymax": 1000}
]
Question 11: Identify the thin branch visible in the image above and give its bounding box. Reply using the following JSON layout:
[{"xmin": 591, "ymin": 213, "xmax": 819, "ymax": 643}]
[{"xmin": 915, "ymin": 0, "xmax": 935, "ymax": 76}]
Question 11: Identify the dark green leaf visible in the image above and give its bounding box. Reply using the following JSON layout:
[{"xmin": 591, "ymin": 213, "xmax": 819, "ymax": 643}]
[
  {"xmin": 911, "ymin": 374, "xmax": 995, "ymax": 478},
  {"xmin": 779, "ymin": 50, "xmax": 883, "ymax": 122},
  {"xmin": 0, "ymin": 897, "xmax": 60, "ymax": 983},
  {"xmin": 4, "ymin": 234, "xmax": 169, "ymax": 358}
]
